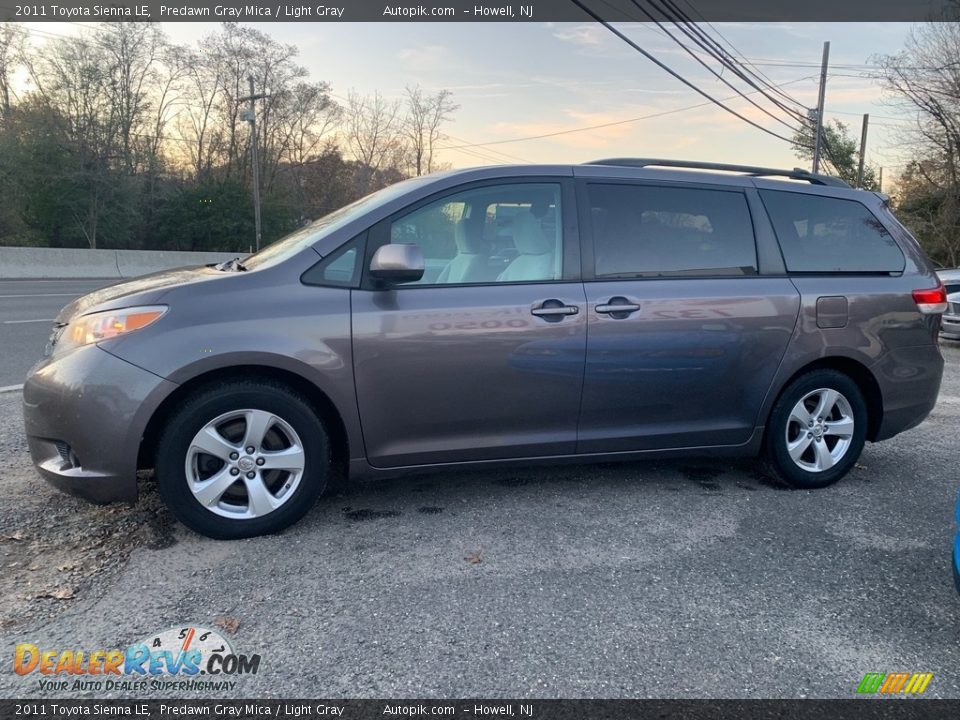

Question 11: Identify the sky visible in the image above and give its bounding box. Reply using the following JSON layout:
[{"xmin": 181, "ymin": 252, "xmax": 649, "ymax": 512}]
[{"xmin": 20, "ymin": 21, "xmax": 919, "ymax": 187}]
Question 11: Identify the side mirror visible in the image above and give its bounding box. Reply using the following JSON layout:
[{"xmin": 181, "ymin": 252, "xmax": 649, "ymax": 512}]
[{"xmin": 369, "ymin": 244, "xmax": 424, "ymax": 284}]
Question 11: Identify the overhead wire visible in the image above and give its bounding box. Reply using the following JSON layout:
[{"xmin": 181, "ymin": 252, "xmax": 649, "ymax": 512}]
[
  {"xmin": 674, "ymin": 0, "xmax": 813, "ymax": 110},
  {"xmin": 440, "ymin": 73, "xmax": 819, "ymax": 150},
  {"xmin": 619, "ymin": 0, "xmax": 804, "ymax": 132},
  {"xmin": 654, "ymin": 0, "xmax": 811, "ymax": 123},
  {"xmin": 569, "ymin": 0, "xmax": 812, "ymax": 148}
]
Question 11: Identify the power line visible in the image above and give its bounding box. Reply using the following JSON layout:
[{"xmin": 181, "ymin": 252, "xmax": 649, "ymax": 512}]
[
  {"xmin": 675, "ymin": 0, "xmax": 812, "ymax": 109},
  {"xmin": 654, "ymin": 0, "xmax": 811, "ymax": 122},
  {"xmin": 589, "ymin": 0, "xmax": 810, "ymax": 118},
  {"xmin": 830, "ymin": 109, "xmax": 910, "ymax": 123},
  {"xmin": 441, "ymin": 73, "xmax": 818, "ymax": 150},
  {"xmin": 740, "ymin": 59, "xmax": 960, "ymax": 71},
  {"xmin": 620, "ymin": 0, "xmax": 804, "ymax": 132},
  {"xmin": 441, "ymin": 134, "xmax": 531, "ymax": 163},
  {"xmin": 567, "ymin": 0, "xmax": 811, "ymax": 148}
]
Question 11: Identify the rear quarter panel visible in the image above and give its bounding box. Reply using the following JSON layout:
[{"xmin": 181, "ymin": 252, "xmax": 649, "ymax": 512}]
[{"xmin": 749, "ymin": 185, "xmax": 944, "ymax": 438}]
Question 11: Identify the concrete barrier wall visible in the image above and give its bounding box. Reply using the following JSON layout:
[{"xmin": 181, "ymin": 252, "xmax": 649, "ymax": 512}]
[{"xmin": 0, "ymin": 247, "xmax": 244, "ymax": 279}]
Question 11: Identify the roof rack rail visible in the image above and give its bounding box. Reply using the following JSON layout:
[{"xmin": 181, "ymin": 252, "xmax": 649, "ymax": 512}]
[{"xmin": 583, "ymin": 158, "xmax": 850, "ymax": 188}]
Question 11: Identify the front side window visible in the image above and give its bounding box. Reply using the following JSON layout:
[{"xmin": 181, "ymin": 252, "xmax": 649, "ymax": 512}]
[
  {"xmin": 301, "ymin": 235, "xmax": 364, "ymax": 287},
  {"xmin": 587, "ymin": 183, "xmax": 757, "ymax": 277},
  {"xmin": 388, "ymin": 183, "xmax": 563, "ymax": 285},
  {"xmin": 759, "ymin": 190, "xmax": 905, "ymax": 273}
]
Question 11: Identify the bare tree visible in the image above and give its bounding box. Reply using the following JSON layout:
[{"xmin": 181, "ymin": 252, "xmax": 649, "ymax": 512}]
[
  {"xmin": 28, "ymin": 34, "xmax": 120, "ymax": 248},
  {"xmin": 98, "ymin": 23, "xmax": 169, "ymax": 174},
  {"xmin": 260, "ymin": 80, "xmax": 338, "ymax": 193},
  {"xmin": 0, "ymin": 23, "xmax": 26, "ymax": 120},
  {"xmin": 405, "ymin": 85, "xmax": 458, "ymax": 176},
  {"xmin": 879, "ymin": 22, "xmax": 960, "ymax": 186},
  {"xmin": 183, "ymin": 23, "xmax": 338, "ymax": 196},
  {"xmin": 178, "ymin": 45, "xmax": 226, "ymax": 180},
  {"xmin": 343, "ymin": 90, "xmax": 407, "ymax": 192},
  {"xmin": 1, "ymin": 21, "xmax": 425, "ymax": 252},
  {"xmin": 878, "ymin": 16, "xmax": 960, "ymax": 266}
]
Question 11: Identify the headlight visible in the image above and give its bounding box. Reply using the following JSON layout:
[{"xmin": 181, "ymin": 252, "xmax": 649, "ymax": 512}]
[{"xmin": 56, "ymin": 306, "xmax": 167, "ymax": 354}]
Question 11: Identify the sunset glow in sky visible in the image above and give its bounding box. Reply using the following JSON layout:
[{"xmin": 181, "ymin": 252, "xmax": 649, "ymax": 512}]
[{"xmin": 20, "ymin": 21, "xmax": 917, "ymax": 184}]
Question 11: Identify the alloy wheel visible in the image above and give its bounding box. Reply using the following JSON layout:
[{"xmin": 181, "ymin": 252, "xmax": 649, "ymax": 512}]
[
  {"xmin": 184, "ymin": 409, "xmax": 306, "ymax": 519},
  {"xmin": 784, "ymin": 387, "xmax": 856, "ymax": 473}
]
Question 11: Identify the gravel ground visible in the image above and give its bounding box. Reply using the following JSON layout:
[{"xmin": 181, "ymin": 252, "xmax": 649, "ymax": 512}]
[{"xmin": 0, "ymin": 341, "xmax": 958, "ymax": 699}]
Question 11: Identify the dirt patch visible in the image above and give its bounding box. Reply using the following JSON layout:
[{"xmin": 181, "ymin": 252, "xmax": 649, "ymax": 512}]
[{"xmin": 0, "ymin": 471, "xmax": 176, "ymax": 630}]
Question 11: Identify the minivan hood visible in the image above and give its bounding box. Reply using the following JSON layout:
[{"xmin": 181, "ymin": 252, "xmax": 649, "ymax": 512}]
[{"xmin": 56, "ymin": 265, "xmax": 222, "ymax": 322}]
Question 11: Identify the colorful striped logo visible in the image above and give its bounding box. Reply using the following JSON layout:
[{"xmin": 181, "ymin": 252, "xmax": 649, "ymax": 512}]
[{"xmin": 857, "ymin": 673, "xmax": 933, "ymax": 695}]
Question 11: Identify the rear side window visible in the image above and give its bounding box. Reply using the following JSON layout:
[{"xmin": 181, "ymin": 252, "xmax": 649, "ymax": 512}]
[
  {"xmin": 759, "ymin": 190, "xmax": 905, "ymax": 273},
  {"xmin": 586, "ymin": 183, "xmax": 757, "ymax": 277}
]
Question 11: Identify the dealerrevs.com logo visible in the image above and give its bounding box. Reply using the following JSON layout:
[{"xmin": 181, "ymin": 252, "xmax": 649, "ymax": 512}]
[{"xmin": 14, "ymin": 626, "xmax": 261, "ymax": 693}]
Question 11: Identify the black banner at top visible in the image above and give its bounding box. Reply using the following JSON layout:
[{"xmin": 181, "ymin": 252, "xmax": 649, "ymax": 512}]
[{"xmin": 2, "ymin": 0, "xmax": 959, "ymax": 23}]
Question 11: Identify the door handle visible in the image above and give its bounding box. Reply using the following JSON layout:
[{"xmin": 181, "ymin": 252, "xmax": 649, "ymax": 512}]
[
  {"xmin": 595, "ymin": 297, "xmax": 640, "ymax": 316},
  {"xmin": 531, "ymin": 300, "xmax": 579, "ymax": 319},
  {"xmin": 531, "ymin": 306, "xmax": 578, "ymax": 316}
]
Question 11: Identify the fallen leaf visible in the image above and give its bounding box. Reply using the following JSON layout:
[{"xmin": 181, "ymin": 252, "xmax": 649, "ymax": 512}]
[
  {"xmin": 214, "ymin": 617, "xmax": 240, "ymax": 634},
  {"xmin": 4, "ymin": 532, "xmax": 25, "ymax": 542},
  {"xmin": 855, "ymin": 463, "xmax": 868, "ymax": 470},
  {"xmin": 35, "ymin": 587, "xmax": 75, "ymax": 600},
  {"xmin": 464, "ymin": 550, "xmax": 483, "ymax": 564}
]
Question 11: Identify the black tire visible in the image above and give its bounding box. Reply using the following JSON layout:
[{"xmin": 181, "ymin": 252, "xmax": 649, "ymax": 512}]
[
  {"xmin": 155, "ymin": 381, "xmax": 329, "ymax": 539},
  {"xmin": 762, "ymin": 369, "xmax": 867, "ymax": 489}
]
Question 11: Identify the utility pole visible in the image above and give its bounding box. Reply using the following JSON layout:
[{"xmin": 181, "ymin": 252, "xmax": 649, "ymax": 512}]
[
  {"xmin": 812, "ymin": 41, "xmax": 830, "ymax": 175},
  {"xmin": 857, "ymin": 113, "xmax": 869, "ymax": 188},
  {"xmin": 878, "ymin": 167, "xmax": 883, "ymax": 193},
  {"xmin": 239, "ymin": 75, "xmax": 267, "ymax": 252}
]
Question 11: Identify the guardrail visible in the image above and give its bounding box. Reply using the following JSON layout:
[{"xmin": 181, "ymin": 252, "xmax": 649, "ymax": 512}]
[{"xmin": 0, "ymin": 247, "xmax": 245, "ymax": 279}]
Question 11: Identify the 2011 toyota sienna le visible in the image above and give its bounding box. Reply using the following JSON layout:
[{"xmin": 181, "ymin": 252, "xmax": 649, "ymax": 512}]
[{"xmin": 23, "ymin": 159, "xmax": 947, "ymax": 539}]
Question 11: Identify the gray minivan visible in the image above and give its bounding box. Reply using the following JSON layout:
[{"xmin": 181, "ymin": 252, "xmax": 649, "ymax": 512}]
[{"xmin": 23, "ymin": 159, "xmax": 947, "ymax": 539}]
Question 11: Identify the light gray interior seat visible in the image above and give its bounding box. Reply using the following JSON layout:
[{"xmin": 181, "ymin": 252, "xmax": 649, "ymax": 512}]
[
  {"xmin": 497, "ymin": 211, "xmax": 555, "ymax": 282},
  {"xmin": 436, "ymin": 219, "xmax": 489, "ymax": 284}
]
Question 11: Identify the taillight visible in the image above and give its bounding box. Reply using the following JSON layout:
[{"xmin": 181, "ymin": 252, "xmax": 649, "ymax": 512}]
[{"xmin": 912, "ymin": 284, "xmax": 948, "ymax": 314}]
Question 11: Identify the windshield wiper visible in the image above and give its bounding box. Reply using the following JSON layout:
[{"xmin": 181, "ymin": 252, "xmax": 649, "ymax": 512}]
[{"xmin": 215, "ymin": 257, "xmax": 248, "ymax": 272}]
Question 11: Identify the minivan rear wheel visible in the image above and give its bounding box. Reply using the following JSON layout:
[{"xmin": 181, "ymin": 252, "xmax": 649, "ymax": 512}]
[
  {"xmin": 155, "ymin": 381, "xmax": 329, "ymax": 539},
  {"xmin": 762, "ymin": 369, "xmax": 867, "ymax": 489}
]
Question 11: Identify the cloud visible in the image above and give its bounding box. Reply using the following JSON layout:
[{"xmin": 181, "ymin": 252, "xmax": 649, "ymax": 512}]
[
  {"xmin": 398, "ymin": 45, "xmax": 450, "ymax": 70},
  {"xmin": 551, "ymin": 24, "xmax": 608, "ymax": 46}
]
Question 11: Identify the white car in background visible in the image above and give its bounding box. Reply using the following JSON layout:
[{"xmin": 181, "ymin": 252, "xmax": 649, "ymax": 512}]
[{"xmin": 939, "ymin": 268, "xmax": 960, "ymax": 339}]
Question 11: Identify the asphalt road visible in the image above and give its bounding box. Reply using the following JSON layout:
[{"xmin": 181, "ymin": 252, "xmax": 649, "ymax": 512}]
[
  {"xmin": 0, "ymin": 279, "xmax": 115, "ymax": 387},
  {"xmin": 0, "ymin": 337, "xmax": 958, "ymax": 699}
]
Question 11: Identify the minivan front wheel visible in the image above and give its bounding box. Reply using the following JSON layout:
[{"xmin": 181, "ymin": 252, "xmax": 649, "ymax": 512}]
[
  {"xmin": 155, "ymin": 381, "xmax": 329, "ymax": 539},
  {"xmin": 763, "ymin": 369, "xmax": 867, "ymax": 489}
]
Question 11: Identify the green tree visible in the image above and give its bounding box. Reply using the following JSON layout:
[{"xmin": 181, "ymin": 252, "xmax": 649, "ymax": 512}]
[
  {"xmin": 792, "ymin": 119, "xmax": 879, "ymax": 190},
  {"xmin": 0, "ymin": 99, "xmax": 89, "ymax": 247}
]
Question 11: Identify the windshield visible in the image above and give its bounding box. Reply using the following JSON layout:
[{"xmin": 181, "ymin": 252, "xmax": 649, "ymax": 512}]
[{"xmin": 241, "ymin": 176, "xmax": 433, "ymax": 270}]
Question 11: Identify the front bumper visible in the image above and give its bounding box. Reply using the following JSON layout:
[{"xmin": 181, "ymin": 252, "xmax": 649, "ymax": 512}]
[{"xmin": 23, "ymin": 344, "xmax": 177, "ymax": 504}]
